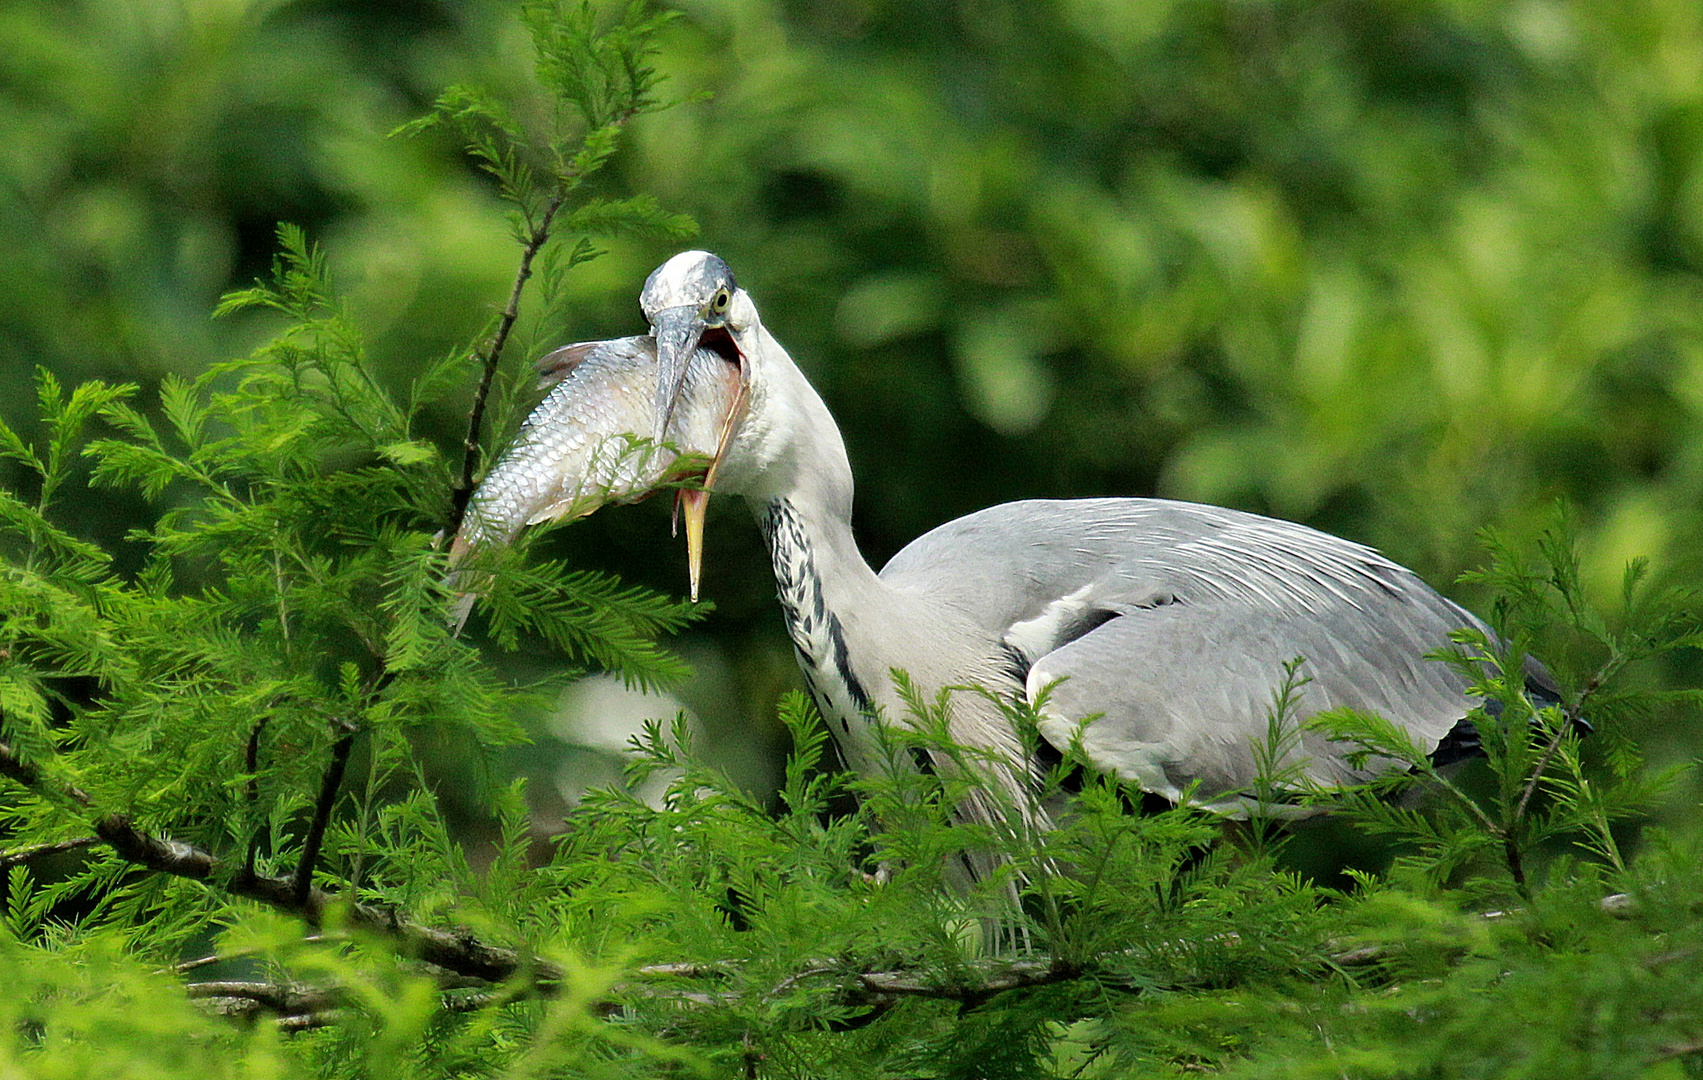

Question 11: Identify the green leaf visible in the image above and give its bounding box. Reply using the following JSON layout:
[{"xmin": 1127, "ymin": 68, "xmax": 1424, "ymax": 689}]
[{"xmin": 378, "ymin": 441, "xmax": 439, "ymax": 467}]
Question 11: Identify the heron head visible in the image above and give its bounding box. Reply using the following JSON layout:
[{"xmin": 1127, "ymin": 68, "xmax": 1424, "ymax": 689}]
[
  {"xmin": 641, "ymin": 250, "xmax": 754, "ymax": 435},
  {"xmin": 641, "ymin": 251, "xmax": 759, "ymax": 600}
]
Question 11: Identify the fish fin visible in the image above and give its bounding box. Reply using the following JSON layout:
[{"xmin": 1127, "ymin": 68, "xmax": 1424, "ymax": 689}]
[
  {"xmin": 445, "ymin": 519, "xmax": 498, "ymax": 633},
  {"xmin": 534, "ymin": 341, "xmax": 599, "ymax": 389},
  {"xmin": 448, "ymin": 588, "xmax": 478, "ymax": 634},
  {"xmin": 525, "ymin": 497, "xmax": 594, "ymax": 527}
]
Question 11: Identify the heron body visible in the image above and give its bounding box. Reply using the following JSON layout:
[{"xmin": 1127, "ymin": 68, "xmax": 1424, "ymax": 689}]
[{"xmin": 458, "ymin": 250, "xmax": 1546, "ymax": 819}]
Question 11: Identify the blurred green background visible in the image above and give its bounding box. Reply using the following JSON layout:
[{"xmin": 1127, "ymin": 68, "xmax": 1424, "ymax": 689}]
[{"xmin": 3, "ymin": 0, "xmax": 1699, "ymax": 820}]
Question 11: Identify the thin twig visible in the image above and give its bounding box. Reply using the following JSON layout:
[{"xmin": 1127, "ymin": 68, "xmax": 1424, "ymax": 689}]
[
  {"xmin": 0, "ymin": 740, "xmax": 91, "ymax": 807},
  {"xmin": 0, "ymin": 836, "xmax": 100, "ymax": 866},
  {"xmin": 1512, "ymin": 677, "xmax": 1599, "ymax": 828},
  {"xmin": 1656, "ymin": 1040, "xmax": 1703, "ymax": 1062},
  {"xmin": 295, "ymin": 720, "xmax": 358, "ymax": 905},
  {"xmin": 1506, "ymin": 669, "xmax": 1602, "ymax": 894},
  {"xmin": 173, "ymin": 935, "xmax": 335, "ymax": 976},
  {"xmin": 244, "ymin": 715, "xmax": 269, "ymax": 878},
  {"xmin": 759, "ymin": 964, "xmax": 839, "ymax": 1006},
  {"xmin": 635, "ymin": 961, "xmax": 734, "ymax": 979},
  {"xmin": 742, "ymin": 1029, "xmax": 761, "ymax": 1079},
  {"xmin": 1511, "ymin": 721, "xmax": 1576, "ymax": 826},
  {"xmin": 1422, "ymin": 766, "xmax": 1505, "ymax": 837},
  {"xmin": 446, "ymin": 193, "xmax": 566, "ymax": 539},
  {"xmin": 855, "ymin": 956, "xmax": 1085, "ymax": 1008}
]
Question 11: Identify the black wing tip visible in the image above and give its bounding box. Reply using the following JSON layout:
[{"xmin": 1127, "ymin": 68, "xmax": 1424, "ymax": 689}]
[{"xmin": 1430, "ymin": 676, "xmax": 1590, "ymax": 769}]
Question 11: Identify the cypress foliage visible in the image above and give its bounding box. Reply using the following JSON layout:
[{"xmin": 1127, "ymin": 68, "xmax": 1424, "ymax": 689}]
[{"xmin": 0, "ymin": 4, "xmax": 1700, "ymax": 1078}]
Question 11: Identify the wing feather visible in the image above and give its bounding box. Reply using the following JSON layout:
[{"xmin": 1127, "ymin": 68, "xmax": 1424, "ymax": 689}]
[{"xmin": 880, "ymin": 498, "xmax": 1499, "ymax": 805}]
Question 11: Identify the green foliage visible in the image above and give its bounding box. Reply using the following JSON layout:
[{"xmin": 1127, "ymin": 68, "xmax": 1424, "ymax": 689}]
[
  {"xmin": 1307, "ymin": 511, "xmax": 1698, "ymax": 899},
  {"xmin": 2, "ymin": 396, "xmax": 1702, "ymax": 1077},
  {"xmin": 394, "ymin": 0, "xmax": 692, "ymax": 261},
  {"xmin": 0, "ymin": 201, "xmax": 698, "ymax": 970},
  {"xmin": 1, "ymin": 1, "xmax": 1702, "ymax": 1078},
  {"xmin": 0, "ymin": 927, "xmax": 298, "ymax": 1078}
]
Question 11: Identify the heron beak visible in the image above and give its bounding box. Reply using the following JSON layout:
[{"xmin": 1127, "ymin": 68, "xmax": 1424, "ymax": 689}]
[
  {"xmin": 649, "ymin": 305, "xmax": 705, "ymax": 443},
  {"xmin": 655, "ymin": 306, "xmax": 748, "ymax": 603},
  {"xmin": 667, "ymin": 374, "xmax": 745, "ymax": 603},
  {"xmin": 676, "ymin": 487, "xmax": 709, "ymax": 601}
]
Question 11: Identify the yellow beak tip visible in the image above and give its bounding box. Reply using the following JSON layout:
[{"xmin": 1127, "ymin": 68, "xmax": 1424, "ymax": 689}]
[{"xmin": 681, "ymin": 487, "xmax": 709, "ymax": 603}]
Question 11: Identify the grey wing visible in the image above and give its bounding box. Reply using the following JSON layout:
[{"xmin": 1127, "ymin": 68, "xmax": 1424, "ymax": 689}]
[{"xmin": 880, "ymin": 498, "xmax": 1492, "ymax": 806}]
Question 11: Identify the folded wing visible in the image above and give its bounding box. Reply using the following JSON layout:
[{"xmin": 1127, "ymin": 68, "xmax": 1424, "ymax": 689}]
[{"xmin": 881, "ymin": 498, "xmax": 1506, "ymax": 808}]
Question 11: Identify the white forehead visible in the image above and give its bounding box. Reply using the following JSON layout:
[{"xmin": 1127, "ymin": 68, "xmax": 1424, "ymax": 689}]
[{"xmin": 640, "ymin": 250, "xmax": 737, "ymax": 315}]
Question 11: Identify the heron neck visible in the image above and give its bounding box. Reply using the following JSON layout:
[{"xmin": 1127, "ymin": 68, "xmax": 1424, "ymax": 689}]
[
  {"xmin": 732, "ymin": 347, "xmax": 903, "ymax": 731},
  {"xmin": 740, "ymin": 351, "xmax": 882, "ymax": 598},
  {"xmin": 735, "ymin": 345, "xmax": 1031, "ymax": 801}
]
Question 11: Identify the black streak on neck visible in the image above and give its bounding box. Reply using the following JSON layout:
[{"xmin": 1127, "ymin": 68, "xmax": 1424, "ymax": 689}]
[{"xmin": 760, "ymin": 498, "xmax": 872, "ymax": 717}]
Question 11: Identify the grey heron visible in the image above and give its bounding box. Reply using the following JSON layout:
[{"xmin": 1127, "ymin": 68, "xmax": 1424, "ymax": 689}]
[{"xmin": 456, "ymin": 249, "xmax": 1555, "ymax": 821}]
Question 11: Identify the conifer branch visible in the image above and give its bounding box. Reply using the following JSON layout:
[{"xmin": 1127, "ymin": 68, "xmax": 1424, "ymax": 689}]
[
  {"xmin": 448, "ymin": 192, "xmax": 565, "ymax": 538},
  {"xmin": 295, "ymin": 719, "xmax": 358, "ymax": 905},
  {"xmin": 0, "ymin": 835, "xmax": 100, "ymax": 866},
  {"xmin": 0, "ymin": 738, "xmax": 554, "ymax": 986},
  {"xmin": 244, "ymin": 715, "xmax": 269, "ymax": 878}
]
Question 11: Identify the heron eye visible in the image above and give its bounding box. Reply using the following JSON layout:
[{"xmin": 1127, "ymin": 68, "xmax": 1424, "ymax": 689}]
[{"xmin": 711, "ymin": 288, "xmax": 730, "ymax": 313}]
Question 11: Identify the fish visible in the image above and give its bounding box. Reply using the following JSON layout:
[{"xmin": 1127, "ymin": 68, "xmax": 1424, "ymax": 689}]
[{"xmin": 447, "ymin": 335, "xmax": 744, "ymax": 623}]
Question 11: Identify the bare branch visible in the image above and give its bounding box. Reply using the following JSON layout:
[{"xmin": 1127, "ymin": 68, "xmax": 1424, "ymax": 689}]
[
  {"xmin": 446, "ymin": 193, "xmax": 566, "ymax": 539},
  {"xmin": 295, "ymin": 720, "xmax": 358, "ymax": 905},
  {"xmin": 1655, "ymin": 1040, "xmax": 1703, "ymax": 1063},
  {"xmin": 188, "ymin": 980, "xmax": 346, "ymax": 1030},
  {"xmin": 244, "ymin": 715, "xmax": 269, "ymax": 878},
  {"xmin": 95, "ymin": 814, "xmax": 218, "ymax": 880},
  {"xmin": 186, "ymin": 979, "xmax": 345, "ymax": 1012},
  {"xmin": 0, "ymin": 835, "xmax": 99, "ymax": 866},
  {"xmin": 0, "ymin": 738, "xmax": 554, "ymax": 986}
]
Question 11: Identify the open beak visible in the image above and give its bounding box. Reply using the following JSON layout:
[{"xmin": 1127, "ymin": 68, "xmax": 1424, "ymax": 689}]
[{"xmin": 658, "ymin": 322, "xmax": 749, "ymax": 603}]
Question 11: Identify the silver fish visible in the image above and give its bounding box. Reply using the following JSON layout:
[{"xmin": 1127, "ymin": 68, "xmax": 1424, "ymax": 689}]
[{"xmin": 448, "ymin": 335, "xmax": 743, "ymax": 620}]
